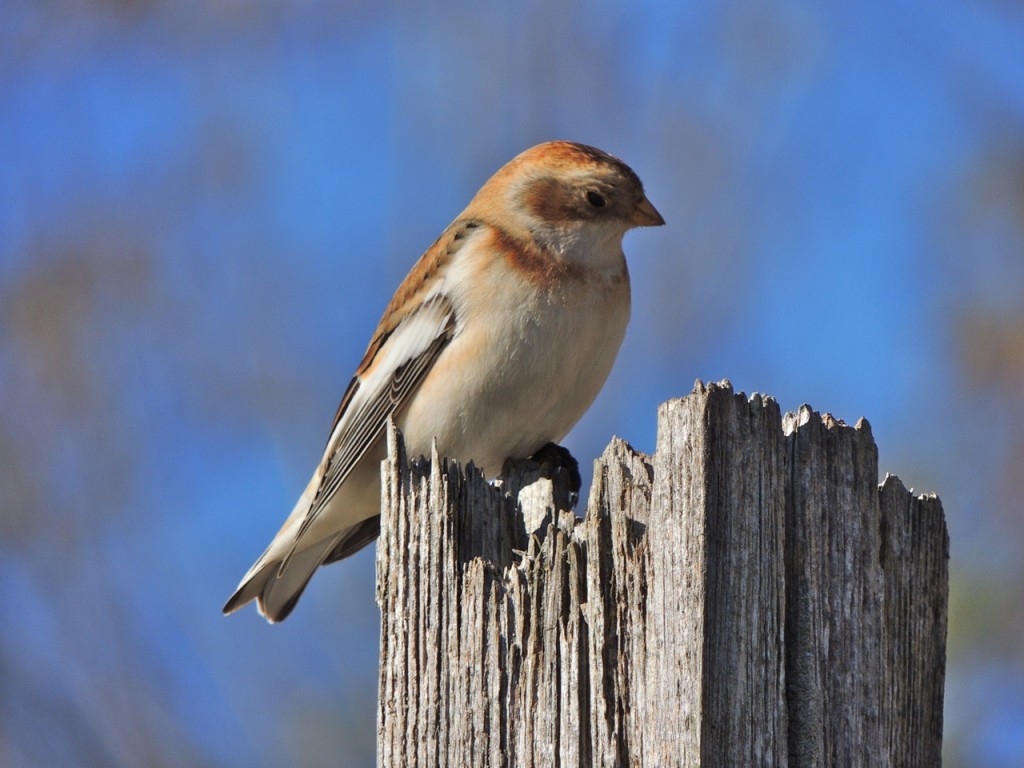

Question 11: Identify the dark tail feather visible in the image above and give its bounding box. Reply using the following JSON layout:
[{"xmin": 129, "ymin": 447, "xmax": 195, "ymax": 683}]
[
  {"xmin": 323, "ymin": 515, "xmax": 381, "ymax": 564},
  {"xmin": 222, "ymin": 535, "xmax": 341, "ymax": 623}
]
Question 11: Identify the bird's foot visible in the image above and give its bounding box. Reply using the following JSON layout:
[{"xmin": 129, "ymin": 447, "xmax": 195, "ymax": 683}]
[{"xmin": 529, "ymin": 442, "xmax": 582, "ymax": 507}]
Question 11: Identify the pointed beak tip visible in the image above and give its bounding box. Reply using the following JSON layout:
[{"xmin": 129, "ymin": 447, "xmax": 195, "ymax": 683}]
[{"xmin": 632, "ymin": 197, "xmax": 665, "ymax": 228}]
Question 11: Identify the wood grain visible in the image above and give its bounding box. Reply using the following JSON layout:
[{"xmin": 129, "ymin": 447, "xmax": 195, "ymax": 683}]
[{"xmin": 376, "ymin": 381, "xmax": 948, "ymax": 767}]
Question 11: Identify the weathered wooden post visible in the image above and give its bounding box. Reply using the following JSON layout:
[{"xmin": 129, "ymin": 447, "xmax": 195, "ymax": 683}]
[{"xmin": 376, "ymin": 381, "xmax": 948, "ymax": 767}]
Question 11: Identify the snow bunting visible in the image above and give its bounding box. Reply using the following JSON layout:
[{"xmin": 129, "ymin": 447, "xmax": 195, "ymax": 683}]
[{"xmin": 224, "ymin": 141, "xmax": 664, "ymax": 622}]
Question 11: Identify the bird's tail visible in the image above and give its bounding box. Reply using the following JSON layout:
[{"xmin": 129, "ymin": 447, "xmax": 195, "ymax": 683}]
[{"xmin": 222, "ymin": 535, "xmax": 340, "ymax": 623}]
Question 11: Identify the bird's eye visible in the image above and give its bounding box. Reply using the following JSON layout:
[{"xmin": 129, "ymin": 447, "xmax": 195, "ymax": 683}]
[{"xmin": 586, "ymin": 190, "xmax": 606, "ymax": 208}]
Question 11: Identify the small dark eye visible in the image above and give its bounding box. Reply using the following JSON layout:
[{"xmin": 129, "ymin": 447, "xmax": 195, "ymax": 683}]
[{"xmin": 586, "ymin": 190, "xmax": 606, "ymax": 208}]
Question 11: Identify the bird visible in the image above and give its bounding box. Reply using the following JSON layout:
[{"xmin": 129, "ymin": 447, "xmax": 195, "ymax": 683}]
[{"xmin": 223, "ymin": 140, "xmax": 664, "ymax": 622}]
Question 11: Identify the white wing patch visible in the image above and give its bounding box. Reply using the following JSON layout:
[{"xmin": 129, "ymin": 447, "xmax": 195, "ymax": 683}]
[{"xmin": 288, "ymin": 293, "xmax": 457, "ymax": 549}]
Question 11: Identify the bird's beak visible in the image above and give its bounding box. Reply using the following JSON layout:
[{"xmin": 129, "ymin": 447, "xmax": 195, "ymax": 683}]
[{"xmin": 630, "ymin": 195, "xmax": 665, "ymax": 228}]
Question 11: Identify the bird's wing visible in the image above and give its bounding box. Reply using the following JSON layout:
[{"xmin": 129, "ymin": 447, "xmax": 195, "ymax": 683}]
[
  {"xmin": 284, "ymin": 219, "xmax": 483, "ymax": 556},
  {"xmin": 304, "ymin": 293, "xmax": 455, "ymax": 529}
]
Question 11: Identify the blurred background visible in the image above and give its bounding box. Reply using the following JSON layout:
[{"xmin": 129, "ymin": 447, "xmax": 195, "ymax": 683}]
[{"xmin": 2, "ymin": 1, "xmax": 1023, "ymax": 765}]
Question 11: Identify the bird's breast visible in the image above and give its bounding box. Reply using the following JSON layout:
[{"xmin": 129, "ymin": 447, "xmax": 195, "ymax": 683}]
[{"xmin": 398, "ymin": 243, "xmax": 630, "ymax": 476}]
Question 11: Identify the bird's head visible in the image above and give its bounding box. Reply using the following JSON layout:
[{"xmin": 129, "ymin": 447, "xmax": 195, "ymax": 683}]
[{"xmin": 465, "ymin": 141, "xmax": 664, "ymax": 262}]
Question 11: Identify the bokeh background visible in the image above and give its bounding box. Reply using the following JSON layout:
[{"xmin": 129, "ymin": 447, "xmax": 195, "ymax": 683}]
[{"xmin": 3, "ymin": 1, "xmax": 1023, "ymax": 765}]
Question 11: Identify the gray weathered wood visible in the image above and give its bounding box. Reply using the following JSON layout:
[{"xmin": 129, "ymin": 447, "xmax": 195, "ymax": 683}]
[
  {"xmin": 376, "ymin": 380, "xmax": 948, "ymax": 767},
  {"xmin": 782, "ymin": 407, "xmax": 885, "ymax": 766},
  {"xmin": 879, "ymin": 474, "xmax": 948, "ymax": 767},
  {"xmin": 644, "ymin": 386, "xmax": 788, "ymax": 765}
]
